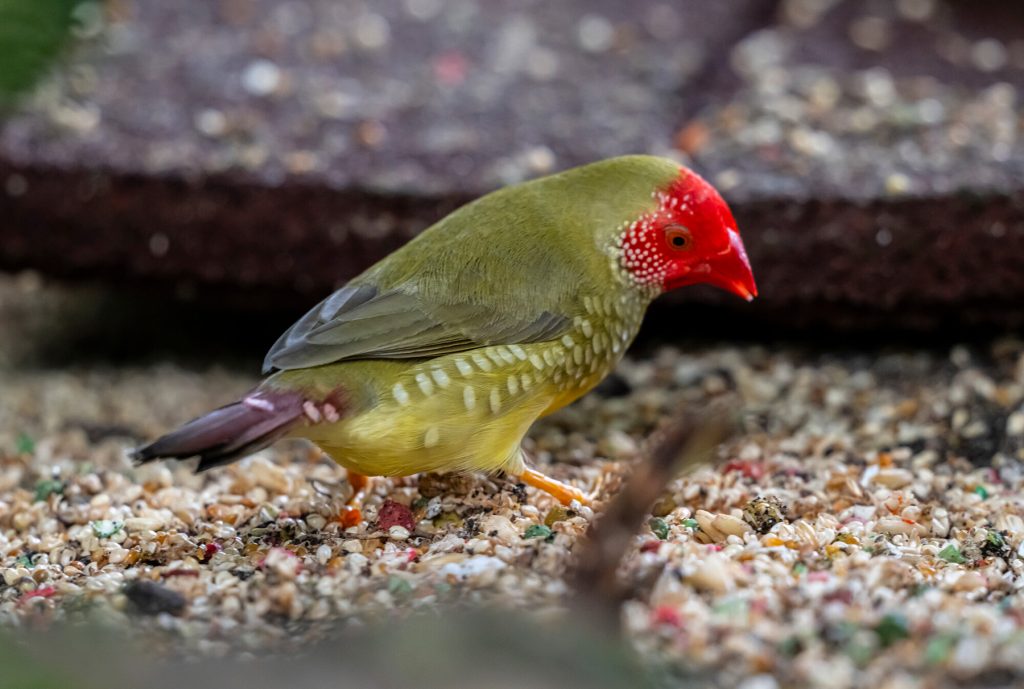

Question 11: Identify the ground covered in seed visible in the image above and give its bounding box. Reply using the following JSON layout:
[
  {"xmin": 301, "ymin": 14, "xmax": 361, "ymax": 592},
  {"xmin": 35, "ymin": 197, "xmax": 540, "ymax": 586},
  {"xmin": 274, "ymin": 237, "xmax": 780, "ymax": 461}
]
[{"xmin": 3, "ymin": 277, "xmax": 1024, "ymax": 689}]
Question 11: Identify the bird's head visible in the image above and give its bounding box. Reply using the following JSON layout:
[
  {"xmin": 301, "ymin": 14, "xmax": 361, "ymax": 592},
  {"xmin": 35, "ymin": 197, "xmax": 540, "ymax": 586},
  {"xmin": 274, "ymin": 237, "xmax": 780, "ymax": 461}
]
[{"xmin": 613, "ymin": 164, "xmax": 757, "ymax": 301}]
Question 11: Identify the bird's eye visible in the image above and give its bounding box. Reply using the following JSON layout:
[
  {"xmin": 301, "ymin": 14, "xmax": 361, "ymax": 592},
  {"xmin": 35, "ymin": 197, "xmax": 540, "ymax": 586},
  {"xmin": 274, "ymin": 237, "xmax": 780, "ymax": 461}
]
[{"xmin": 665, "ymin": 225, "xmax": 692, "ymax": 251}]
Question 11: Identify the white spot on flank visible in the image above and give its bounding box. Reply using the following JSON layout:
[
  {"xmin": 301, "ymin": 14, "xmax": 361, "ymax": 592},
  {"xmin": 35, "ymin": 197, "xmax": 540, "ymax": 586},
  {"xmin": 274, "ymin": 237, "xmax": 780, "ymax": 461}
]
[
  {"xmin": 561, "ymin": 335, "xmax": 576, "ymax": 348},
  {"xmin": 495, "ymin": 346, "xmax": 516, "ymax": 365},
  {"xmin": 431, "ymin": 368, "xmax": 451, "ymax": 388},
  {"xmin": 415, "ymin": 372, "xmax": 435, "ymax": 396},
  {"xmin": 573, "ymin": 345, "xmax": 584, "ymax": 365},
  {"xmin": 244, "ymin": 395, "xmax": 275, "ymax": 412},
  {"xmin": 463, "ymin": 386, "xmax": 476, "ymax": 410},
  {"xmin": 424, "ymin": 426, "xmax": 440, "ymax": 448},
  {"xmin": 472, "ymin": 353, "xmax": 493, "ymax": 372},
  {"xmin": 303, "ymin": 401, "xmax": 322, "ymax": 422},
  {"xmin": 508, "ymin": 344, "xmax": 528, "ymax": 361},
  {"xmin": 529, "ymin": 354, "xmax": 545, "ymax": 370},
  {"xmin": 580, "ymin": 320, "xmax": 594, "ymax": 337},
  {"xmin": 393, "ymin": 383, "xmax": 410, "ymax": 405},
  {"xmin": 520, "ymin": 373, "xmax": 533, "ymax": 390},
  {"xmin": 542, "ymin": 350, "xmax": 557, "ymax": 367},
  {"xmin": 507, "ymin": 376, "xmax": 519, "ymax": 395},
  {"xmin": 486, "ymin": 350, "xmax": 505, "ymax": 367},
  {"xmin": 455, "ymin": 357, "xmax": 473, "ymax": 376},
  {"xmin": 489, "ymin": 388, "xmax": 502, "ymax": 414}
]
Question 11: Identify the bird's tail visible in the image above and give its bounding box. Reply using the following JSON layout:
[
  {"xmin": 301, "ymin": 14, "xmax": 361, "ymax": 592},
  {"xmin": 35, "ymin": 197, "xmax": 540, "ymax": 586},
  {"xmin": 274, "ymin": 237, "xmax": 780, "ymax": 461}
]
[{"xmin": 132, "ymin": 388, "xmax": 310, "ymax": 472}]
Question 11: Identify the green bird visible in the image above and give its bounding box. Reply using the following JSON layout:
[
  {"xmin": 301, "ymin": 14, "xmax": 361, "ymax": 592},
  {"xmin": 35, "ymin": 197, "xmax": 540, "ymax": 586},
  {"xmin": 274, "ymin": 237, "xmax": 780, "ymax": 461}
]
[{"xmin": 135, "ymin": 155, "xmax": 756, "ymax": 512}]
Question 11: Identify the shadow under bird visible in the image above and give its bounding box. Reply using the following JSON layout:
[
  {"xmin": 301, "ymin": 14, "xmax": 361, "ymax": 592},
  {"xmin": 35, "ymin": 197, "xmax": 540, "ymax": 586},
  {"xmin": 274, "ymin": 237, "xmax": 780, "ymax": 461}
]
[{"xmin": 134, "ymin": 155, "xmax": 757, "ymax": 513}]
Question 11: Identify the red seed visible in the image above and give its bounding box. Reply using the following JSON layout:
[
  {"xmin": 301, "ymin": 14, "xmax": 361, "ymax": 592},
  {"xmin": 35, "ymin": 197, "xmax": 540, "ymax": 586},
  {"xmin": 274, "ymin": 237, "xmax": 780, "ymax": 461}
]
[
  {"xmin": 18, "ymin": 586, "xmax": 55, "ymax": 605},
  {"xmin": 722, "ymin": 460, "xmax": 766, "ymax": 480},
  {"xmin": 377, "ymin": 500, "xmax": 415, "ymax": 532},
  {"xmin": 651, "ymin": 605, "xmax": 682, "ymax": 627}
]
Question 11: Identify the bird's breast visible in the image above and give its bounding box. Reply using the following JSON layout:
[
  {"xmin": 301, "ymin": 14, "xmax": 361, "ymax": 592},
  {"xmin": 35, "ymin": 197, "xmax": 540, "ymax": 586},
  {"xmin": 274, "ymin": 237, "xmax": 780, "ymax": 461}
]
[{"xmin": 298, "ymin": 292, "xmax": 647, "ymax": 476}]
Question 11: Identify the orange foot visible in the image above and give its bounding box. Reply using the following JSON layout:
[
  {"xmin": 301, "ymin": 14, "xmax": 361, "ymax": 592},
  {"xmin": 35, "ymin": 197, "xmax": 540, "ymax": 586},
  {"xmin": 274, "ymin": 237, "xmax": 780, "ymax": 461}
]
[
  {"xmin": 337, "ymin": 471, "xmax": 372, "ymax": 527},
  {"xmin": 517, "ymin": 466, "xmax": 592, "ymax": 506}
]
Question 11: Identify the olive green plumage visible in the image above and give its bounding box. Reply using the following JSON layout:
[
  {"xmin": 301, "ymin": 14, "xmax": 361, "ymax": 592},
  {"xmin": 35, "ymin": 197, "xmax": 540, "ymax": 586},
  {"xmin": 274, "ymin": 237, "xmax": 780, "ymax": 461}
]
[
  {"xmin": 264, "ymin": 155, "xmax": 680, "ymax": 373},
  {"xmin": 256, "ymin": 155, "xmax": 682, "ymax": 478},
  {"xmin": 137, "ymin": 155, "xmax": 698, "ymax": 495}
]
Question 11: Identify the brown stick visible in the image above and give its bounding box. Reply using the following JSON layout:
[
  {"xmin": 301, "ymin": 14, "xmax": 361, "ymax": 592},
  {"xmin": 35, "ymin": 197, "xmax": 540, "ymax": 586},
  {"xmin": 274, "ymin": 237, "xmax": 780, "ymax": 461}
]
[{"xmin": 570, "ymin": 403, "xmax": 736, "ymax": 617}]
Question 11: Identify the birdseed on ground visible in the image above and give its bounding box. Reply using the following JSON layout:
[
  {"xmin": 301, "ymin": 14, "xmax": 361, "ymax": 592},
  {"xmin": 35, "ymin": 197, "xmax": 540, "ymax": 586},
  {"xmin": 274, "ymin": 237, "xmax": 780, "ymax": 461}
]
[{"xmin": 2, "ymin": 275, "xmax": 1024, "ymax": 689}]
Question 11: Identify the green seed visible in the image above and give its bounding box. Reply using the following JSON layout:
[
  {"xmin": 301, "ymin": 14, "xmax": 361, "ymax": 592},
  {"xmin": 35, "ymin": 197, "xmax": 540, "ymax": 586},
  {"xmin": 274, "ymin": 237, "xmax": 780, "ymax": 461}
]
[
  {"xmin": 648, "ymin": 517, "xmax": 669, "ymax": 540},
  {"xmin": 938, "ymin": 544, "xmax": 967, "ymax": 564},
  {"xmin": 524, "ymin": 524, "xmax": 553, "ymax": 541}
]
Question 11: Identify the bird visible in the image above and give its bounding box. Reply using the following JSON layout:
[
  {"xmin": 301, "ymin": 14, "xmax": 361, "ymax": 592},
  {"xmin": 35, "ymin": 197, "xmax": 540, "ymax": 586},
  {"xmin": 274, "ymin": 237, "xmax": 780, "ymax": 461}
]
[{"xmin": 134, "ymin": 155, "xmax": 756, "ymax": 516}]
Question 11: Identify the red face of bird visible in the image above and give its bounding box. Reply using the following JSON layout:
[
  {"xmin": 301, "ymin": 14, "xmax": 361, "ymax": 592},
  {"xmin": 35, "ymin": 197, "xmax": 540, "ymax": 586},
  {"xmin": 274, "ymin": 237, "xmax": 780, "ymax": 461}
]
[{"xmin": 618, "ymin": 167, "xmax": 757, "ymax": 301}]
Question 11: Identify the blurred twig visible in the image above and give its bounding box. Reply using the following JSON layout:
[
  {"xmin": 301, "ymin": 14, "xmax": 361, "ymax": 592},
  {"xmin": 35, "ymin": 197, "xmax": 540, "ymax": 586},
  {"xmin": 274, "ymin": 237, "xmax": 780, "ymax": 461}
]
[{"xmin": 571, "ymin": 402, "xmax": 736, "ymax": 617}]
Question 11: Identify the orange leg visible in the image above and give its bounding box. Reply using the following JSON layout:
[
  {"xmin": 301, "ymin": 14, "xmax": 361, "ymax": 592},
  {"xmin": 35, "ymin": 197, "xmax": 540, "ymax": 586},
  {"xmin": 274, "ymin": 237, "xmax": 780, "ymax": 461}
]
[
  {"xmin": 517, "ymin": 466, "xmax": 592, "ymax": 506},
  {"xmin": 339, "ymin": 471, "xmax": 371, "ymax": 527}
]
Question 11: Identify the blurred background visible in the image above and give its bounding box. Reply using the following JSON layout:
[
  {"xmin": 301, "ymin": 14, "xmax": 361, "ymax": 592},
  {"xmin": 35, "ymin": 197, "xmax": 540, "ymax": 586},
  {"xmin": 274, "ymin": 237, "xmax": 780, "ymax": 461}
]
[
  {"xmin": 2, "ymin": 0, "xmax": 1023, "ymax": 354},
  {"xmin": 3, "ymin": 2, "xmax": 1024, "ymax": 688}
]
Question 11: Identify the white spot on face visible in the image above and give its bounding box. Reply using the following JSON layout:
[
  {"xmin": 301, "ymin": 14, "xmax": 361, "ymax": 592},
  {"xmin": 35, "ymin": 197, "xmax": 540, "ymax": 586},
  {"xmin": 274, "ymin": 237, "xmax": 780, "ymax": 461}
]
[
  {"xmin": 415, "ymin": 372, "xmax": 435, "ymax": 396},
  {"xmin": 431, "ymin": 368, "xmax": 451, "ymax": 388},
  {"xmin": 463, "ymin": 385, "xmax": 476, "ymax": 410},
  {"xmin": 424, "ymin": 426, "xmax": 440, "ymax": 448},
  {"xmin": 489, "ymin": 388, "xmax": 502, "ymax": 414},
  {"xmin": 393, "ymin": 382, "xmax": 410, "ymax": 405},
  {"xmin": 472, "ymin": 353, "xmax": 493, "ymax": 372},
  {"xmin": 454, "ymin": 357, "xmax": 473, "ymax": 376}
]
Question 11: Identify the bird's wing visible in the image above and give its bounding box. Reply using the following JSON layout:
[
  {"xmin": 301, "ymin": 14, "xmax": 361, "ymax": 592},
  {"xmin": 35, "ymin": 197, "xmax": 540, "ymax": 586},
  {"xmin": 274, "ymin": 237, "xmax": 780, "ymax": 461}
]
[{"xmin": 263, "ymin": 282, "xmax": 570, "ymax": 372}]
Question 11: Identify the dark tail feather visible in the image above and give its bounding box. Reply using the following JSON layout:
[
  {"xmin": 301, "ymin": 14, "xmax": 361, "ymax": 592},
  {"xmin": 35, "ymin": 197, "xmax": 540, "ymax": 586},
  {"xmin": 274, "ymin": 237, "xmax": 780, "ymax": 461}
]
[{"xmin": 133, "ymin": 389, "xmax": 308, "ymax": 472}]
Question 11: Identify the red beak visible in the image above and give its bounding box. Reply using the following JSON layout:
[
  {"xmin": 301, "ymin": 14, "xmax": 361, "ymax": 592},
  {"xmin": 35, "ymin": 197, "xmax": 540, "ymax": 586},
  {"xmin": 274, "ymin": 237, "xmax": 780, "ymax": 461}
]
[{"xmin": 704, "ymin": 230, "xmax": 757, "ymax": 301}]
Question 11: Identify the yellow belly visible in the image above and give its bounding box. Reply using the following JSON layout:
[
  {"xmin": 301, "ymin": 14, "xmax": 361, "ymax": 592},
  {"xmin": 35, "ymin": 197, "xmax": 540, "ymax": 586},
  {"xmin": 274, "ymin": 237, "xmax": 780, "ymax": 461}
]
[{"xmin": 289, "ymin": 319, "xmax": 631, "ymax": 477}]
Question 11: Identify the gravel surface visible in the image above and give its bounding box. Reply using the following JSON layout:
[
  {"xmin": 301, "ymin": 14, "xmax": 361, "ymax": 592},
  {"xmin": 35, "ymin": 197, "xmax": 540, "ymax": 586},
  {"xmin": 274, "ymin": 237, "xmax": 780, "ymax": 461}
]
[{"xmin": 3, "ymin": 274, "xmax": 1024, "ymax": 689}]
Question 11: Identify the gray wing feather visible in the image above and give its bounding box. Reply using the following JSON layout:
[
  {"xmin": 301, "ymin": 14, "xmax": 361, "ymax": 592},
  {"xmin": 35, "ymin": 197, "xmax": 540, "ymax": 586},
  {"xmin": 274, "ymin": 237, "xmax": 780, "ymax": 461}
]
[{"xmin": 263, "ymin": 282, "xmax": 570, "ymax": 372}]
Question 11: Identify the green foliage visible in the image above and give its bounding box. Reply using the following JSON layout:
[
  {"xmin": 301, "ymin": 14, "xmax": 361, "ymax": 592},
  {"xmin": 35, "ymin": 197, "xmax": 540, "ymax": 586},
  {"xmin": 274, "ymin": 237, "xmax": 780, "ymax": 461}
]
[{"xmin": 0, "ymin": 0, "xmax": 83, "ymax": 100}]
